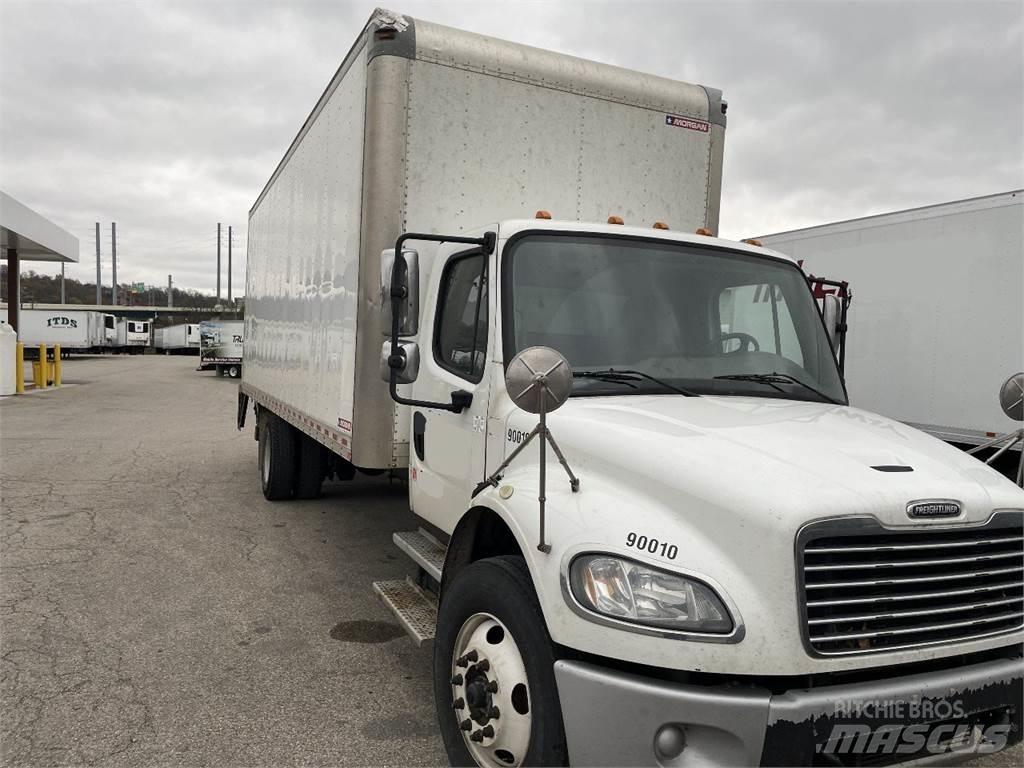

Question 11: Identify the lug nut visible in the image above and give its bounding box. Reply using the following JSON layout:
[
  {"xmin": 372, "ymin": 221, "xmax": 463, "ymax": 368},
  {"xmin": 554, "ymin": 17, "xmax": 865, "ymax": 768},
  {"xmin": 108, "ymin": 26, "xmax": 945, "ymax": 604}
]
[
  {"xmin": 488, "ymin": 706, "xmax": 500, "ymax": 719},
  {"xmin": 481, "ymin": 725, "xmax": 495, "ymax": 739},
  {"xmin": 485, "ymin": 681, "xmax": 498, "ymax": 693},
  {"xmin": 452, "ymin": 698, "xmax": 465, "ymax": 710},
  {"xmin": 470, "ymin": 729, "xmax": 484, "ymax": 743},
  {"xmin": 465, "ymin": 650, "xmax": 478, "ymax": 663},
  {"xmin": 450, "ymin": 674, "xmax": 463, "ymax": 686},
  {"xmin": 460, "ymin": 719, "xmax": 472, "ymax": 732},
  {"xmin": 476, "ymin": 659, "xmax": 490, "ymax": 672}
]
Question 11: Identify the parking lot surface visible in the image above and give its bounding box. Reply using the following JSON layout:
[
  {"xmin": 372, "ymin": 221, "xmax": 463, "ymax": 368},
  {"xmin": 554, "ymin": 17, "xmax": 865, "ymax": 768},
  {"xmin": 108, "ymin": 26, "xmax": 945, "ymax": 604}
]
[
  {"xmin": 1, "ymin": 355, "xmax": 1020, "ymax": 767},
  {"xmin": 2, "ymin": 356, "xmax": 444, "ymax": 766}
]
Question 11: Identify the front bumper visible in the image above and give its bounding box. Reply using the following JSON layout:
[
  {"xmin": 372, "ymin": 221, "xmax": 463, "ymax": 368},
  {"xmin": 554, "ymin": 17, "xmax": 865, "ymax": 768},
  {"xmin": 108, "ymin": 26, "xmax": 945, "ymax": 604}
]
[{"xmin": 553, "ymin": 655, "xmax": 1023, "ymax": 766}]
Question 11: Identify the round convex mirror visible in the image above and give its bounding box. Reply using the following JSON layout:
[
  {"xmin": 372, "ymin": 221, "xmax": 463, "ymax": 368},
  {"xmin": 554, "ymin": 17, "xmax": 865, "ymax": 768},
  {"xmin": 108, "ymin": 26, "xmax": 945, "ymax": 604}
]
[
  {"xmin": 999, "ymin": 372, "xmax": 1024, "ymax": 421},
  {"xmin": 505, "ymin": 347, "xmax": 572, "ymax": 414}
]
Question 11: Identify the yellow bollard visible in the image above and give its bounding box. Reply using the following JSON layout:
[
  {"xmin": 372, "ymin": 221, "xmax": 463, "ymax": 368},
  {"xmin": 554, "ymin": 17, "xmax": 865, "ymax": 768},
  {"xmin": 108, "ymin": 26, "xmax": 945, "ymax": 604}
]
[
  {"xmin": 38, "ymin": 344, "xmax": 48, "ymax": 389},
  {"xmin": 53, "ymin": 344, "xmax": 62, "ymax": 386},
  {"xmin": 15, "ymin": 342, "xmax": 25, "ymax": 394}
]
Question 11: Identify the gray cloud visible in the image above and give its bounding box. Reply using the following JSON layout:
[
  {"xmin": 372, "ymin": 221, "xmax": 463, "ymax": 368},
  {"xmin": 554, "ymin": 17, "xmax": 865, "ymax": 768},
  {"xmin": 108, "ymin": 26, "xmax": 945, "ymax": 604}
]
[{"xmin": 2, "ymin": 0, "xmax": 1021, "ymax": 293}]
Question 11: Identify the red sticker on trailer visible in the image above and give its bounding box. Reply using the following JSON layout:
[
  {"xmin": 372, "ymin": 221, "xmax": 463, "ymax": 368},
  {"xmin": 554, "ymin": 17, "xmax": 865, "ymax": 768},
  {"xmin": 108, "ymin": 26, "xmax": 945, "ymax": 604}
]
[
  {"xmin": 665, "ymin": 114, "xmax": 710, "ymax": 133},
  {"xmin": 337, "ymin": 418, "xmax": 353, "ymax": 433}
]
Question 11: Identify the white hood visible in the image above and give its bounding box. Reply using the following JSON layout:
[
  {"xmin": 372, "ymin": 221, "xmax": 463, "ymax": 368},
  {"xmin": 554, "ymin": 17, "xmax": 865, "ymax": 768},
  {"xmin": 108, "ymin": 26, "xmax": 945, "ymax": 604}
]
[{"xmin": 536, "ymin": 395, "xmax": 1023, "ymax": 527}]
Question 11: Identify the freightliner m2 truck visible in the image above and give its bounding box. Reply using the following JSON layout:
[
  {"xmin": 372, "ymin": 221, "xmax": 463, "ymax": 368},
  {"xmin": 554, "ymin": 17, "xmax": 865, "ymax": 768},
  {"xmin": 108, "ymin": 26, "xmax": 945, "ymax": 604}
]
[{"xmin": 238, "ymin": 10, "xmax": 1024, "ymax": 766}]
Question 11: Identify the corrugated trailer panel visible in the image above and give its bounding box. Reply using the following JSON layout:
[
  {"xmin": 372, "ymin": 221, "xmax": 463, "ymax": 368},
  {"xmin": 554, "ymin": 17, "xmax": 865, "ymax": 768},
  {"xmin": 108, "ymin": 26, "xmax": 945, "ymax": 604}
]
[
  {"xmin": 245, "ymin": 43, "xmax": 368, "ymax": 450},
  {"xmin": 761, "ymin": 191, "xmax": 1023, "ymax": 443}
]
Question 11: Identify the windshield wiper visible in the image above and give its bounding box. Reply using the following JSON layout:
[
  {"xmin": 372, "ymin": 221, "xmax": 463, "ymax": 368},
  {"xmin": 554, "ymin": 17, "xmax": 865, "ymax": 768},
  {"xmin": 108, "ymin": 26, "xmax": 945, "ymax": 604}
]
[
  {"xmin": 713, "ymin": 372, "xmax": 841, "ymax": 404},
  {"xmin": 574, "ymin": 369, "xmax": 699, "ymax": 397}
]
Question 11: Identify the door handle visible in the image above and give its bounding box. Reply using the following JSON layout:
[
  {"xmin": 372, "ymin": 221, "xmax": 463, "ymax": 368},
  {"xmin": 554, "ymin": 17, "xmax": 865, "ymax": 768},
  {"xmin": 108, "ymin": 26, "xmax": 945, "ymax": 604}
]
[{"xmin": 413, "ymin": 411, "xmax": 426, "ymax": 461}]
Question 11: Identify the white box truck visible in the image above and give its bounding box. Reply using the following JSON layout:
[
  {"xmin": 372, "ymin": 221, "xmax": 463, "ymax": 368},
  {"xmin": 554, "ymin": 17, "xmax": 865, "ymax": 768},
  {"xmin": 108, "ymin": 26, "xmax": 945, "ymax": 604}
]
[
  {"xmin": 154, "ymin": 322, "xmax": 200, "ymax": 354},
  {"xmin": 0, "ymin": 308, "xmax": 107, "ymax": 354},
  {"xmin": 238, "ymin": 10, "xmax": 1023, "ymax": 766},
  {"xmin": 199, "ymin": 320, "xmax": 242, "ymax": 377},
  {"xmin": 759, "ymin": 191, "xmax": 1023, "ymax": 484}
]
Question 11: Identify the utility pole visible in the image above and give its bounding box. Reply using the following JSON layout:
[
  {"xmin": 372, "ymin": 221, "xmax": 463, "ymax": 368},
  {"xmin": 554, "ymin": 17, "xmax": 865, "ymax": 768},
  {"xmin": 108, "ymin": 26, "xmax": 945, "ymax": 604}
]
[
  {"xmin": 167, "ymin": 275, "xmax": 173, "ymax": 308},
  {"xmin": 60, "ymin": 263, "xmax": 66, "ymax": 304},
  {"xmin": 216, "ymin": 222, "xmax": 222, "ymax": 301},
  {"xmin": 111, "ymin": 222, "xmax": 118, "ymax": 306},
  {"xmin": 95, "ymin": 222, "xmax": 101, "ymax": 305},
  {"xmin": 227, "ymin": 225, "xmax": 233, "ymax": 303}
]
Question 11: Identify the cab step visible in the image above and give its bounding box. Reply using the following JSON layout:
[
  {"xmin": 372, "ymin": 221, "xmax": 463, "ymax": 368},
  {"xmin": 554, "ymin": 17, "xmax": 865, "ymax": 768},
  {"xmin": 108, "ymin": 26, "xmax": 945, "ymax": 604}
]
[
  {"xmin": 393, "ymin": 528, "xmax": 447, "ymax": 582},
  {"xmin": 372, "ymin": 577, "xmax": 437, "ymax": 646}
]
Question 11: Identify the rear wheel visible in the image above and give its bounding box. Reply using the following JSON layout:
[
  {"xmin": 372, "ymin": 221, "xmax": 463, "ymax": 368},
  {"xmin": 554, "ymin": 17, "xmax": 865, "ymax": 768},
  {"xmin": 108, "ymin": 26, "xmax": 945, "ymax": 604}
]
[
  {"xmin": 294, "ymin": 434, "xmax": 325, "ymax": 499},
  {"xmin": 258, "ymin": 410, "xmax": 296, "ymax": 500},
  {"xmin": 227, "ymin": 364, "xmax": 240, "ymax": 378},
  {"xmin": 434, "ymin": 556, "xmax": 567, "ymax": 767}
]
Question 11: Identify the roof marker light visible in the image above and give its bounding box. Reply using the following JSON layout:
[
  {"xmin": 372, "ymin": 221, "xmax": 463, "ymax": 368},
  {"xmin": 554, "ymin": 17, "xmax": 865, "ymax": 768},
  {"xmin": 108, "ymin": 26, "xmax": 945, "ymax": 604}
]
[
  {"xmin": 535, "ymin": 210, "xmax": 552, "ymax": 220},
  {"xmin": 741, "ymin": 238, "xmax": 763, "ymax": 247},
  {"xmin": 695, "ymin": 227, "xmax": 713, "ymax": 236},
  {"xmin": 653, "ymin": 221, "xmax": 670, "ymax": 230},
  {"xmin": 607, "ymin": 216, "xmax": 624, "ymax": 225}
]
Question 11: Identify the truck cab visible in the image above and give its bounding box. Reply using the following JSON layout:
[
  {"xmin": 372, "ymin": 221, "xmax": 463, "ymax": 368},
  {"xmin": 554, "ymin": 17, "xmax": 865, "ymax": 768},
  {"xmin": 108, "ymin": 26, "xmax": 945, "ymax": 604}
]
[{"xmin": 379, "ymin": 217, "xmax": 1023, "ymax": 766}]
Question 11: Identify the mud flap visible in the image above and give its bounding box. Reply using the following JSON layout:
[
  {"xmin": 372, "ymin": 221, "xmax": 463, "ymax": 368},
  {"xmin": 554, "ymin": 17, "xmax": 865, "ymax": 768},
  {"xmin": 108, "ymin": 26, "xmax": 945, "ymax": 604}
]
[{"xmin": 236, "ymin": 391, "xmax": 249, "ymax": 431}]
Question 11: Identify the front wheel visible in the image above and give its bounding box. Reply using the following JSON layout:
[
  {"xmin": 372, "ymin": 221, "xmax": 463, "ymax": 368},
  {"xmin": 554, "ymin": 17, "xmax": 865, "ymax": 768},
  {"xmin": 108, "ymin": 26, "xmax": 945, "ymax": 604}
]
[{"xmin": 434, "ymin": 556, "xmax": 568, "ymax": 767}]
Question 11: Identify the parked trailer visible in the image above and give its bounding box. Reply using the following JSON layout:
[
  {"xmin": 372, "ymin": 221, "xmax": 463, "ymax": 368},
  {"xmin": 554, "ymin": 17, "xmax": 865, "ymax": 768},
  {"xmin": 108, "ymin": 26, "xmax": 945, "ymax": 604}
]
[
  {"xmin": 759, "ymin": 191, "xmax": 1023, "ymax": 482},
  {"xmin": 0, "ymin": 308, "xmax": 107, "ymax": 354},
  {"xmin": 111, "ymin": 317, "xmax": 150, "ymax": 354},
  {"xmin": 238, "ymin": 10, "xmax": 1024, "ymax": 767},
  {"xmin": 199, "ymin": 320, "xmax": 242, "ymax": 377},
  {"xmin": 154, "ymin": 323, "xmax": 200, "ymax": 354}
]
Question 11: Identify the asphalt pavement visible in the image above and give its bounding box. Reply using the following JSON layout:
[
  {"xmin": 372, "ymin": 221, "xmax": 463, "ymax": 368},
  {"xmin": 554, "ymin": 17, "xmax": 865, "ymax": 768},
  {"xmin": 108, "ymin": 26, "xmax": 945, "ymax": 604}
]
[
  {"xmin": 1, "ymin": 355, "xmax": 1020, "ymax": 767},
  {"xmin": 2, "ymin": 355, "xmax": 444, "ymax": 766}
]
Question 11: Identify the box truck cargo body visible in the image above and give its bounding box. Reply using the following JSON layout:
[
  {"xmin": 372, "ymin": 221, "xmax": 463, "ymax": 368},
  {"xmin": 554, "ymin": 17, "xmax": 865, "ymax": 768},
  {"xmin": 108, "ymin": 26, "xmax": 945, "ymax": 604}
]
[
  {"xmin": 238, "ymin": 10, "xmax": 1023, "ymax": 767},
  {"xmin": 200, "ymin": 320, "xmax": 243, "ymax": 377},
  {"xmin": 1, "ymin": 308, "xmax": 106, "ymax": 352},
  {"xmin": 759, "ymin": 191, "xmax": 1023, "ymax": 452}
]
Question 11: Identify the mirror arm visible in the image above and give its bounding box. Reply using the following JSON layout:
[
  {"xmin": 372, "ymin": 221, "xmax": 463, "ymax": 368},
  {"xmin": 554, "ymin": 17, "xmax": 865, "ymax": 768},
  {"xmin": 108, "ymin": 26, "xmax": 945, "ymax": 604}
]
[{"xmin": 387, "ymin": 230, "xmax": 496, "ymax": 413}]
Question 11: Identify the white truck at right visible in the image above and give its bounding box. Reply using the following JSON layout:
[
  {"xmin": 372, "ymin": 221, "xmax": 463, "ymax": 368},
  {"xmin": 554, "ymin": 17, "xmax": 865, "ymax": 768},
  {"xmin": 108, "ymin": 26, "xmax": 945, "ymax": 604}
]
[{"xmin": 238, "ymin": 10, "xmax": 1023, "ymax": 768}]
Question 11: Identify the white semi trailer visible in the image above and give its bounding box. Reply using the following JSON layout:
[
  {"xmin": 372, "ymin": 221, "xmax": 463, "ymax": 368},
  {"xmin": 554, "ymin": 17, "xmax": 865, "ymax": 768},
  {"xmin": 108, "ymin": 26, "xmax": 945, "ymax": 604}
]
[
  {"xmin": 759, "ymin": 191, "xmax": 1023, "ymax": 484},
  {"xmin": 238, "ymin": 10, "xmax": 1024, "ymax": 767},
  {"xmin": 111, "ymin": 317, "xmax": 150, "ymax": 354},
  {"xmin": 154, "ymin": 323, "xmax": 200, "ymax": 354},
  {"xmin": 0, "ymin": 308, "xmax": 107, "ymax": 353}
]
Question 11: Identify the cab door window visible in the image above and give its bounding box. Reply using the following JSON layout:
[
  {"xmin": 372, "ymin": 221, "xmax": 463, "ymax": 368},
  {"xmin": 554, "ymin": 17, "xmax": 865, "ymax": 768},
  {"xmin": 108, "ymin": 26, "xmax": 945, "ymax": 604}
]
[{"xmin": 435, "ymin": 252, "xmax": 488, "ymax": 382}]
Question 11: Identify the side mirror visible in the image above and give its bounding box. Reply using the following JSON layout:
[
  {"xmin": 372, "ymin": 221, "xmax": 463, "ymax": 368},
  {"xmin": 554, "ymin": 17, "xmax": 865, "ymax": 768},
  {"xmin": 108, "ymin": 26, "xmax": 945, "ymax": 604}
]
[
  {"xmin": 380, "ymin": 248, "xmax": 419, "ymax": 336},
  {"xmin": 380, "ymin": 339, "xmax": 420, "ymax": 384},
  {"xmin": 821, "ymin": 294, "xmax": 840, "ymax": 348}
]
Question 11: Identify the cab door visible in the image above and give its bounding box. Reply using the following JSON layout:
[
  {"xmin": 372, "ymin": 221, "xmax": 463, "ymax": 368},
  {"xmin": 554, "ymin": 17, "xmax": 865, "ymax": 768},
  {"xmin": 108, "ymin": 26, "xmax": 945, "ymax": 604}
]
[{"xmin": 408, "ymin": 245, "xmax": 492, "ymax": 533}]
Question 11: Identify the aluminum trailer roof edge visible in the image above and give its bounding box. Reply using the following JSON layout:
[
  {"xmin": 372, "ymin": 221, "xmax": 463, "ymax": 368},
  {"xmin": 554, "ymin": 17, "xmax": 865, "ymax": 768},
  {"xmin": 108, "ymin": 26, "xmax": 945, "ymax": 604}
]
[{"xmin": 755, "ymin": 189, "xmax": 1023, "ymax": 243}]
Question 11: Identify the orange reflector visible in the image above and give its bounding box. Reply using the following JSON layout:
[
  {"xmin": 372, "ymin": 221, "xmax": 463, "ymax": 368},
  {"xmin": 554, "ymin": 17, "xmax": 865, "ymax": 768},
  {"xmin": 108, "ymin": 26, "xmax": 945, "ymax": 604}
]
[
  {"xmin": 608, "ymin": 216, "xmax": 624, "ymax": 225},
  {"xmin": 653, "ymin": 221, "xmax": 670, "ymax": 230},
  {"xmin": 535, "ymin": 210, "xmax": 552, "ymax": 220},
  {"xmin": 741, "ymin": 238, "xmax": 763, "ymax": 247},
  {"xmin": 695, "ymin": 227, "xmax": 713, "ymax": 236}
]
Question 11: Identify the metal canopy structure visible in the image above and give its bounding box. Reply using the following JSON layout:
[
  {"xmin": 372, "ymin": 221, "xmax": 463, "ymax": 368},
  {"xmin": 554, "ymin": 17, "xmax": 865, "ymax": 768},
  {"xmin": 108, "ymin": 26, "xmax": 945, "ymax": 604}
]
[{"xmin": 1, "ymin": 190, "xmax": 80, "ymax": 333}]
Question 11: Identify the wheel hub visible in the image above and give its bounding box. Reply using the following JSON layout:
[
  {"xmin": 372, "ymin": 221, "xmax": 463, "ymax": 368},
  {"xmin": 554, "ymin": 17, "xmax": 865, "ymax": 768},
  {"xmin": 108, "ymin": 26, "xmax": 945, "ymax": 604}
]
[{"xmin": 451, "ymin": 613, "xmax": 531, "ymax": 767}]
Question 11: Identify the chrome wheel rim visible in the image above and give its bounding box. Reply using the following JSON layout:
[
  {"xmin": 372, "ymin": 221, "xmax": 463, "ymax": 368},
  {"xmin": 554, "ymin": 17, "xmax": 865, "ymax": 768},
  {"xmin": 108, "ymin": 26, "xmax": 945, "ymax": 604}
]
[{"xmin": 451, "ymin": 612, "xmax": 531, "ymax": 767}]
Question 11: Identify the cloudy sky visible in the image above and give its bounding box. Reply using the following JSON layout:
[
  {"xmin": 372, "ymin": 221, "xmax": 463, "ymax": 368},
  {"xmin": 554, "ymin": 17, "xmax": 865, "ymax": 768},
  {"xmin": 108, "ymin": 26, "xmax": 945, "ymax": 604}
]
[{"xmin": 1, "ymin": 0, "xmax": 1021, "ymax": 295}]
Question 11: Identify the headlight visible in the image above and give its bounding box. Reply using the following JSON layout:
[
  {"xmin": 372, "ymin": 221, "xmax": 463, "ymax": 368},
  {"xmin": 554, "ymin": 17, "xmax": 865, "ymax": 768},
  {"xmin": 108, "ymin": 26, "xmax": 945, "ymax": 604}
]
[{"xmin": 569, "ymin": 554, "xmax": 733, "ymax": 634}]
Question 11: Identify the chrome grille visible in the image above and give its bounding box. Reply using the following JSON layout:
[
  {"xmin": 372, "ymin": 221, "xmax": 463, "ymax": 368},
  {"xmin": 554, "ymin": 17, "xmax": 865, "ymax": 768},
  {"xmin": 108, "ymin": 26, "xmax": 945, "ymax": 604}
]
[{"xmin": 799, "ymin": 516, "xmax": 1024, "ymax": 655}]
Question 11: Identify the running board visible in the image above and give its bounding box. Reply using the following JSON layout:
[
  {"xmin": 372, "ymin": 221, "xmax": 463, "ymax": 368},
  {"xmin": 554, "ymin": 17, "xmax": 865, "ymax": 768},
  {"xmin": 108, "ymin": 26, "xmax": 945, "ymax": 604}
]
[
  {"xmin": 393, "ymin": 528, "xmax": 447, "ymax": 582},
  {"xmin": 373, "ymin": 577, "xmax": 437, "ymax": 645}
]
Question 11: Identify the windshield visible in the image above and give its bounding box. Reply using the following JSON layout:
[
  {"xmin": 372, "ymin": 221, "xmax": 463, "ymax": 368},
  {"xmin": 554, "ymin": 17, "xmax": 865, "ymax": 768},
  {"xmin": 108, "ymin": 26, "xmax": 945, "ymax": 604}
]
[{"xmin": 504, "ymin": 234, "xmax": 846, "ymax": 404}]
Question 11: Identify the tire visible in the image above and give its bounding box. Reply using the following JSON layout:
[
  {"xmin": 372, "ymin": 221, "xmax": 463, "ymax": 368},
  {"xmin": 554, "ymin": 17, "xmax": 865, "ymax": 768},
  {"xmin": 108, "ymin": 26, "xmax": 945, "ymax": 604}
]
[
  {"xmin": 227, "ymin": 365, "xmax": 240, "ymax": 378},
  {"xmin": 434, "ymin": 556, "xmax": 568, "ymax": 768},
  {"xmin": 258, "ymin": 410, "xmax": 296, "ymax": 500},
  {"xmin": 294, "ymin": 433, "xmax": 324, "ymax": 500}
]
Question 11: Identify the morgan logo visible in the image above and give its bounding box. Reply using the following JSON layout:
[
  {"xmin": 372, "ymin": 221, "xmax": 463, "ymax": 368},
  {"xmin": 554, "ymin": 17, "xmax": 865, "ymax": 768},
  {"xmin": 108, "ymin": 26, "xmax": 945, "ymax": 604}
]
[
  {"xmin": 664, "ymin": 114, "xmax": 710, "ymax": 133},
  {"xmin": 46, "ymin": 316, "xmax": 77, "ymax": 328},
  {"xmin": 907, "ymin": 501, "xmax": 961, "ymax": 519}
]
